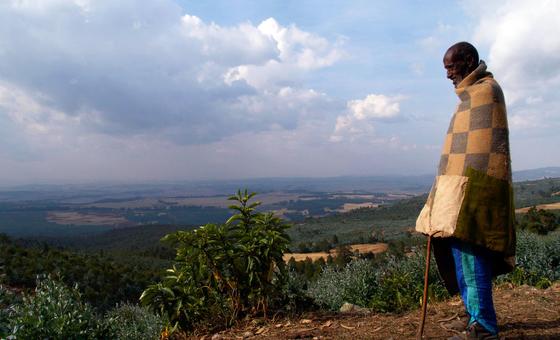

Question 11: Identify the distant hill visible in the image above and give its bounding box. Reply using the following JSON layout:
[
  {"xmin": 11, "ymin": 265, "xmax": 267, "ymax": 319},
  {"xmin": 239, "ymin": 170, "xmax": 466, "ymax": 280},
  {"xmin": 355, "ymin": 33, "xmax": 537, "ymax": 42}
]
[
  {"xmin": 513, "ymin": 167, "xmax": 560, "ymax": 181},
  {"xmin": 2, "ymin": 168, "xmax": 559, "ymax": 203}
]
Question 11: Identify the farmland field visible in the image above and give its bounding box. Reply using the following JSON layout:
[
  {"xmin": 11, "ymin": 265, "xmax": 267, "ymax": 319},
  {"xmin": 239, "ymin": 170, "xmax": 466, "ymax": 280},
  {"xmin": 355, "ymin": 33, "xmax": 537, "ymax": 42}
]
[
  {"xmin": 283, "ymin": 242, "xmax": 388, "ymax": 262},
  {"xmin": 516, "ymin": 202, "xmax": 560, "ymax": 213}
]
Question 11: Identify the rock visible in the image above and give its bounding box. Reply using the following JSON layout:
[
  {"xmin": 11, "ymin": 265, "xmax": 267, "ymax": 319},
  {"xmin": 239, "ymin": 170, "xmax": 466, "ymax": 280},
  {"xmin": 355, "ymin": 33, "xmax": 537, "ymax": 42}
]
[
  {"xmin": 211, "ymin": 334, "xmax": 221, "ymax": 340},
  {"xmin": 255, "ymin": 326, "xmax": 267, "ymax": 335},
  {"xmin": 321, "ymin": 320, "xmax": 333, "ymax": 328},
  {"xmin": 339, "ymin": 302, "xmax": 371, "ymax": 314},
  {"xmin": 242, "ymin": 331, "xmax": 253, "ymax": 338}
]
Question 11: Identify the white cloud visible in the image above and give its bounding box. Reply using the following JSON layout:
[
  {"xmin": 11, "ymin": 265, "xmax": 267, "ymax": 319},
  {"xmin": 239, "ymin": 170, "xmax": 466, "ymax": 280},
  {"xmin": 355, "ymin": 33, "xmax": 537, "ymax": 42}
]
[
  {"xmin": 330, "ymin": 94, "xmax": 404, "ymax": 142},
  {"xmin": 224, "ymin": 18, "xmax": 344, "ymax": 89},
  {"xmin": 470, "ymin": 0, "xmax": 560, "ymax": 132},
  {"xmin": 348, "ymin": 94, "xmax": 403, "ymax": 120},
  {"xmin": 0, "ymin": 1, "xmax": 342, "ymax": 148}
]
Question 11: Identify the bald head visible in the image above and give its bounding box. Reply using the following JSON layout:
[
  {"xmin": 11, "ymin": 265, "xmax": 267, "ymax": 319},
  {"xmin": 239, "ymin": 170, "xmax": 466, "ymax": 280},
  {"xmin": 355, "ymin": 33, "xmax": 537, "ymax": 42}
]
[{"xmin": 443, "ymin": 42, "xmax": 480, "ymax": 88}]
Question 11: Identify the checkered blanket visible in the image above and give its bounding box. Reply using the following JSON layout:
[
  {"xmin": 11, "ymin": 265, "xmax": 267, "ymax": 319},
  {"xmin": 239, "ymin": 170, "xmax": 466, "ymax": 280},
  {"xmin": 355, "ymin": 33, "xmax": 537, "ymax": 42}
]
[
  {"xmin": 438, "ymin": 62, "xmax": 511, "ymax": 181},
  {"xmin": 416, "ymin": 61, "xmax": 515, "ymax": 261}
]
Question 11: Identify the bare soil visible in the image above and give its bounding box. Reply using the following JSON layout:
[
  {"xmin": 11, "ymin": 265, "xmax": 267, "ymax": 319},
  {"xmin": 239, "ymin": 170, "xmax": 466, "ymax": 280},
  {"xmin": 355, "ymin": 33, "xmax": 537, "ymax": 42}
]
[{"xmin": 193, "ymin": 283, "xmax": 560, "ymax": 339}]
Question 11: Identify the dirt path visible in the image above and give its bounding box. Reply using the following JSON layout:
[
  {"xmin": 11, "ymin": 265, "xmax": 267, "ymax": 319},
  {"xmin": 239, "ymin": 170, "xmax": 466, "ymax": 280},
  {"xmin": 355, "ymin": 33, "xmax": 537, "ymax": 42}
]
[{"xmin": 196, "ymin": 283, "xmax": 560, "ymax": 339}]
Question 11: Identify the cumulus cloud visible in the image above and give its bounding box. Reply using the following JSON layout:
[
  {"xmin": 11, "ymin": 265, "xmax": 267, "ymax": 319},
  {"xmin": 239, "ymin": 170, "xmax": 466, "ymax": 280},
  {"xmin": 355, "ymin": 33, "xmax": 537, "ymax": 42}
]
[
  {"xmin": 470, "ymin": 0, "xmax": 560, "ymax": 132},
  {"xmin": 330, "ymin": 94, "xmax": 404, "ymax": 142},
  {"xmin": 0, "ymin": 0, "xmax": 343, "ymax": 148},
  {"xmin": 224, "ymin": 18, "xmax": 344, "ymax": 89}
]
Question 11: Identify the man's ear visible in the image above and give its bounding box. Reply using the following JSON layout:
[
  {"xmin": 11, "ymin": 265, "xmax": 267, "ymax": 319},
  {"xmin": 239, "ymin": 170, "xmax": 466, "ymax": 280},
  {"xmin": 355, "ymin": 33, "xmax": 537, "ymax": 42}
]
[{"xmin": 466, "ymin": 55, "xmax": 476, "ymax": 70}]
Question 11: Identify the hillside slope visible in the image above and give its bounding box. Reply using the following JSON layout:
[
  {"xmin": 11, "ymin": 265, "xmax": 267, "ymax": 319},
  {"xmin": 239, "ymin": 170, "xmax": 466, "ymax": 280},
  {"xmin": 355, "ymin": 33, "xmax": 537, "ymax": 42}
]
[{"xmin": 206, "ymin": 283, "xmax": 560, "ymax": 339}]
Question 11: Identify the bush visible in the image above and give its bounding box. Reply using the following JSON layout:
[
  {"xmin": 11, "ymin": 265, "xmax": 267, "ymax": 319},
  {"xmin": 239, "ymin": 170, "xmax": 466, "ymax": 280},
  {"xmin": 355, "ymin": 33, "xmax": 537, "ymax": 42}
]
[
  {"xmin": 517, "ymin": 207, "xmax": 559, "ymax": 235},
  {"xmin": 307, "ymin": 259, "xmax": 378, "ymax": 311},
  {"xmin": 141, "ymin": 190, "xmax": 291, "ymax": 331},
  {"xmin": 308, "ymin": 250, "xmax": 449, "ymax": 313},
  {"xmin": 7, "ymin": 276, "xmax": 102, "ymax": 339},
  {"xmin": 497, "ymin": 230, "xmax": 560, "ymax": 288},
  {"xmin": 368, "ymin": 252, "xmax": 448, "ymax": 313},
  {"xmin": 0, "ymin": 285, "xmax": 20, "ymax": 338},
  {"xmin": 102, "ymin": 303, "xmax": 165, "ymax": 340}
]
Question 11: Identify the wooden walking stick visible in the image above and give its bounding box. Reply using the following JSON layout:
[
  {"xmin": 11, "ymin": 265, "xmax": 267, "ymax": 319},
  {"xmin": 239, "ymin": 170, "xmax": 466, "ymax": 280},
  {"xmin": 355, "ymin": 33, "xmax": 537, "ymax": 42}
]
[{"xmin": 416, "ymin": 231, "xmax": 440, "ymax": 340}]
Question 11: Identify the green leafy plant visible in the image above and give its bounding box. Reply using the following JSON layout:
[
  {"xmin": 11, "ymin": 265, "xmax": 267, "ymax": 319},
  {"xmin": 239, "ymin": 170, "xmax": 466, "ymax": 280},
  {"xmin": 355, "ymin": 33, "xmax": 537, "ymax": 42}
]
[
  {"xmin": 102, "ymin": 303, "xmax": 165, "ymax": 340},
  {"xmin": 368, "ymin": 252, "xmax": 448, "ymax": 313},
  {"xmin": 308, "ymin": 249, "xmax": 449, "ymax": 313},
  {"xmin": 7, "ymin": 275, "xmax": 102, "ymax": 339},
  {"xmin": 141, "ymin": 190, "xmax": 291, "ymax": 331},
  {"xmin": 497, "ymin": 230, "xmax": 560, "ymax": 288}
]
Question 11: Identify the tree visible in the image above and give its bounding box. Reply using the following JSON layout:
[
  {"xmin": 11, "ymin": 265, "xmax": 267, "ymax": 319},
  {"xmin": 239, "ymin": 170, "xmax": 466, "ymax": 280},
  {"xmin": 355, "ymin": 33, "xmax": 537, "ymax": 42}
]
[
  {"xmin": 140, "ymin": 190, "xmax": 291, "ymax": 331},
  {"xmin": 518, "ymin": 206, "xmax": 559, "ymax": 235}
]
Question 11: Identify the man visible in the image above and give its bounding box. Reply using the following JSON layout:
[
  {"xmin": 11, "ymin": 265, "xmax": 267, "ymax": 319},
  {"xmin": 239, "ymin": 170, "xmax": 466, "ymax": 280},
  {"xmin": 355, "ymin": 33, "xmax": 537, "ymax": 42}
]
[{"xmin": 416, "ymin": 42, "xmax": 516, "ymax": 339}]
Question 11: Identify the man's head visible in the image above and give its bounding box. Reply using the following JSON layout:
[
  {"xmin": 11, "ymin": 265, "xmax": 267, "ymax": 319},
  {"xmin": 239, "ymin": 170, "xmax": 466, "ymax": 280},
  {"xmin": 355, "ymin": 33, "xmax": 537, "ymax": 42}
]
[{"xmin": 443, "ymin": 42, "xmax": 479, "ymax": 88}]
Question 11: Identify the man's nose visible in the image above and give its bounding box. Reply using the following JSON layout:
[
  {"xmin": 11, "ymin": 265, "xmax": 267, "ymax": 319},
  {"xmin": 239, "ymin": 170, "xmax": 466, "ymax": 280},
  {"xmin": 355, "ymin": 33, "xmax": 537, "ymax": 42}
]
[{"xmin": 446, "ymin": 69, "xmax": 453, "ymax": 79}]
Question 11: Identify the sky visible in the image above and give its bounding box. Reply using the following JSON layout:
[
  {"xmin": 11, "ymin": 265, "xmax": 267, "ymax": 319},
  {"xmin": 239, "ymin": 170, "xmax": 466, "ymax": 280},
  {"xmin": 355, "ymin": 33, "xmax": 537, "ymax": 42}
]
[{"xmin": 0, "ymin": 0, "xmax": 559, "ymax": 185}]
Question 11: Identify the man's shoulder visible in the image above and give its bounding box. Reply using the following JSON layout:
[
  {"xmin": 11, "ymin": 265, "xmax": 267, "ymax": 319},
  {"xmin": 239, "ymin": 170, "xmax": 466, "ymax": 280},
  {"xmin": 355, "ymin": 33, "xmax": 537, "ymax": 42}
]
[{"xmin": 468, "ymin": 76, "xmax": 505, "ymax": 104}]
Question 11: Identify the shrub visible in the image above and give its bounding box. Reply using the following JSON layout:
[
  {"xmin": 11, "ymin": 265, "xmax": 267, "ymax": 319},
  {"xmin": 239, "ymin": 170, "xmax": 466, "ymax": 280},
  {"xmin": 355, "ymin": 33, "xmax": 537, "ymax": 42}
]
[
  {"xmin": 7, "ymin": 276, "xmax": 102, "ymax": 339},
  {"xmin": 0, "ymin": 285, "xmax": 20, "ymax": 338},
  {"xmin": 307, "ymin": 259, "xmax": 378, "ymax": 311},
  {"xmin": 278, "ymin": 270, "xmax": 315, "ymax": 313},
  {"xmin": 497, "ymin": 230, "xmax": 560, "ymax": 288},
  {"xmin": 102, "ymin": 303, "xmax": 165, "ymax": 340},
  {"xmin": 517, "ymin": 207, "xmax": 559, "ymax": 235},
  {"xmin": 308, "ymin": 249, "xmax": 449, "ymax": 313},
  {"xmin": 141, "ymin": 190, "xmax": 291, "ymax": 331},
  {"xmin": 368, "ymin": 252, "xmax": 448, "ymax": 313}
]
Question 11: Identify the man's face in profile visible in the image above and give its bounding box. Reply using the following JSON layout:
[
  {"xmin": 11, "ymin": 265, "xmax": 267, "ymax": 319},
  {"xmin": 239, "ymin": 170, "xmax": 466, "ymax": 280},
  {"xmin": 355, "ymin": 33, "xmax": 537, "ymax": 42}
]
[{"xmin": 443, "ymin": 49, "xmax": 468, "ymax": 88}]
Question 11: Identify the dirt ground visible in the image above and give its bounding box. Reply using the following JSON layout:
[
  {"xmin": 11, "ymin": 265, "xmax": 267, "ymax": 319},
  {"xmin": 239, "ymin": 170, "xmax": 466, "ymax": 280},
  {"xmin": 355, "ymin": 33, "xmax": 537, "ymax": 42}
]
[{"xmin": 193, "ymin": 283, "xmax": 560, "ymax": 339}]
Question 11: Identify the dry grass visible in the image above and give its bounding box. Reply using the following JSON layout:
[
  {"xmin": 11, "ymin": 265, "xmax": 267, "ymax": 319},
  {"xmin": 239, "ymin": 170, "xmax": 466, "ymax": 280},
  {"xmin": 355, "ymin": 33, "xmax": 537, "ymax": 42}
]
[
  {"xmin": 349, "ymin": 243, "xmax": 388, "ymax": 254},
  {"xmin": 283, "ymin": 243, "xmax": 388, "ymax": 262},
  {"xmin": 516, "ymin": 202, "xmax": 560, "ymax": 213}
]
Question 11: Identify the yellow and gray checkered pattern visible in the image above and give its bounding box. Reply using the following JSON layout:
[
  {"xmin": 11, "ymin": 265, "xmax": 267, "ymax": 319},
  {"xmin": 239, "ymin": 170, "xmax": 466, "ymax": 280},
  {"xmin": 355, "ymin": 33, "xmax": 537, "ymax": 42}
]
[{"xmin": 437, "ymin": 77, "xmax": 511, "ymax": 182}]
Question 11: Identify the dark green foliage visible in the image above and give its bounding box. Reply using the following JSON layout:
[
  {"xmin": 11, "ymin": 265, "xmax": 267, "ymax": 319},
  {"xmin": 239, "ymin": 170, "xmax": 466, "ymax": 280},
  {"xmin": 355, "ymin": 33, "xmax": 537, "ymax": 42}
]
[
  {"xmin": 289, "ymin": 194, "xmax": 426, "ymax": 245},
  {"xmin": 0, "ymin": 285, "xmax": 20, "ymax": 336},
  {"xmin": 141, "ymin": 191, "xmax": 291, "ymax": 331},
  {"xmin": 280, "ymin": 270, "xmax": 316, "ymax": 313},
  {"xmin": 517, "ymin": 207, "xmax": 559, "ymax": 235},
  {"xmin": 368, "ymin": 253, "xmax": 448, "ymax": 313},
  {"xmin": 333, "ymin": 244, "xmax": 353, "ymax": 268},
  {"xmin": 0, "ymin": 199, "xmax": 231, "ymax": 239},
  {"xmin": 514, "ymin": 177, "xmax": 560, "ymax": 208},
  {"xmin": 0, "ymin": 234, "xmax": 158, "ymax": 311},
  {"xmin": 0, "ymin": 209, "xmax": 112, "ymax": 238}
]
